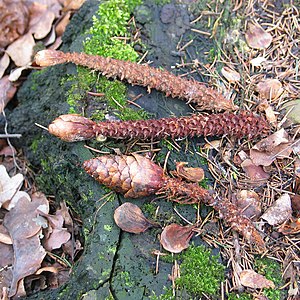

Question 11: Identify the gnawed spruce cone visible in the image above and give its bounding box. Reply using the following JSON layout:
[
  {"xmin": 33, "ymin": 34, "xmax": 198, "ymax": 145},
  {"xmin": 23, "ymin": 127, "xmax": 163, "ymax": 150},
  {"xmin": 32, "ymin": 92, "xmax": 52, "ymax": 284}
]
[
  {"xmin": 83, "ymin": 154, "xmax": 265, "ymax": 249},
  {"xmin": 49, "ymin": 112, "xmax": 270, "ymax": 142},
  {"xmin": 35, "ymin": 49, "xmax": 235, "ymax": 111}
]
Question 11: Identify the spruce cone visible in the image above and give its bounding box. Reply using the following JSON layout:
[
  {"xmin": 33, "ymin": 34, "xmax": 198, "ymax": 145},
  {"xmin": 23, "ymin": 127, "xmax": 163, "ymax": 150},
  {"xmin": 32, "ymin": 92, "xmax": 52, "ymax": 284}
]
[
  {"xmin": 34, "ymin": 49, "xmax": 235, "ymax": 111},
  {"xmin": 49, "ymin": 112, "xmax": 270, "ymax": 142},
  {"xmin": 83, "ymin": 154, "xmax": 265, "ymax": 248},
  {"xmin": 83, "ymin": 153, "xmax": 164, "ymax": 198}
]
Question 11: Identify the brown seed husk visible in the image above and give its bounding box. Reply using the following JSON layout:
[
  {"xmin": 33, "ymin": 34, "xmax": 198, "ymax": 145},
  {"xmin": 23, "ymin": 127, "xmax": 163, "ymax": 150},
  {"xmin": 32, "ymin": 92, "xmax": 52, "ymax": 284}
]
[{"xmin": 114, "ymin": 202, "xmax": 154, "ymax": 234}]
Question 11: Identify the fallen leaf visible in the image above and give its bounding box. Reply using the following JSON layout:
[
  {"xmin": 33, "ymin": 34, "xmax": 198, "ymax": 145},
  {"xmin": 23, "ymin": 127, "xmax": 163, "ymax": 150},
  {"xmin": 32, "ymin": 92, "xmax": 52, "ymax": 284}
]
[
  {"xmin": 250, "ymin": 129, "xmax": 292, "ymax": 166},
  {"xmin": 8, "ymin": 66, "xmax": 32, "ymax": 82},
  {"xmin": 6, "ymin": 32, "xmax": 35, "ymax": 67},
  {"xmin": 2, "ymin": 191, "xmax": 31, "ymax": 211},
  {"xmin": 278, "ymin": 217, "xmax": 300, "ymax": 235},
  {"xmin": 3, "ymin": 193, "xmax": 49, "ymax": 297},
  {"xmin": 250, "ymin": 56, "xmax": 267, "ymax": 67},
  {"xmin": 0, "ymin": 165, "xmax": 24, "ymax": 208},
  {"xmin": 160, "ymin": 223, "xmax": 195, "ymax": 253},
  {"xmin": 245, "ymin": 22, "xmax": 272, "ymax": 49},
  {"xmin": 36, "ymin": 266, "xmax": 58, "ymax": 275},
  {"xmin": 240, "ymin": 269, "xmax": 275, "ymax": 288},
  {"xmin": 62, "ymin": 0, "xmax": 86, "ymax": 11},
  {"xmin": 44, "ymin": 26, "xmax": 56, "ymax": 46},
  {"xmin": 241, "ymin": 158, "xmax": 270, "ymax": 182},
  {"xmin": 31, "ymin": 10, "xmax": 56, "ymax": 40},
  {"xmin": 291, "ymin": 194, "xmax": 300, "ymax": 216},
  {"xmin": 172, "ymin": 162, "xmax": 204, "ymax": 182},
  {"xmin": 0, "ymin": 54, "xmax": 10, "ymax": 79},
  {"xmin": 0, "ymin": 76, "xmax": 17, "ymax": 113},
  {"xmin": 221, "ymin": 66, "xmax": 240, "ymax": 83},
  {"xmin": 0, "ymin": 0, "xmax": 29, "ymax": 48},
  {"xmin": 282, "ymin": 99, "xmax": 300, "ymax": 125},
  {"xmin": 114, "ymin": 202, "xmax": 155, "ymax": 234},
  {"xmin": 55, "ymin": 11, "xmax": 71, "ymax": 36},
  {"xmin": 256, "ymin": 79, "xmax": 283, "ymax": 100},
  {"xmin": 38, "ymin": 210, "xmax": 71, "ymax": 251},
  {"xmin": 236, "ymin": 190, "xmax": 261, "ymax": 220},
  {"xmin": 261, "ymin": 193, "xmax": 292, "ymax": 226}
]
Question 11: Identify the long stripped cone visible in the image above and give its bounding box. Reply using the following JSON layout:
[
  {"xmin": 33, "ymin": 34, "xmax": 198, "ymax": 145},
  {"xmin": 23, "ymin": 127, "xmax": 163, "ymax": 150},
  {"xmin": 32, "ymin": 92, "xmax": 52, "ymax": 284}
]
[
  {"xmin": 48, "ymin": 112, "xmax": 270, "ymax": 142},
  {"xmin": 83, "ymin": 154, "xmax": 265, "ymax": 249},
  {"xmin": 34, "ymin": 49, "xmax": 235, "ymax": 111}
]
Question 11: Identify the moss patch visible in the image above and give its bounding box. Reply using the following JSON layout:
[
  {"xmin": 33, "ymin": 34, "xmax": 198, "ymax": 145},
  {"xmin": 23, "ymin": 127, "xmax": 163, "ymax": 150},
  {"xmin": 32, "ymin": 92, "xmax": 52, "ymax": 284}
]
[
  {"xmin": 176, "ymin": 245, "xmax": 225, "ymax": 296},
  {"xmin": 64, "ymin": 0, "xmax": 148, "ymax": 121},
  {"xmin": 254, "ymin": 257, "xmax": 286, "ymax": 300}
]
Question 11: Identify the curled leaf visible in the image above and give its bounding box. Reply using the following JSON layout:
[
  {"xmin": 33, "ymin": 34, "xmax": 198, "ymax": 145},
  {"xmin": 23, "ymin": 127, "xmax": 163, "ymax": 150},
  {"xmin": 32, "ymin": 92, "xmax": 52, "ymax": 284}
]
[
  {"xmin": 261, "ymin": 193, "xmax": 292, "ymax": 226},
  {"xmin": 160, "ymin": 223, "xmax": 195, "ymax": 253},
  {"xmin": 250, "ymin": 129, "xmax": 292, "ymax": 166},
  {"xmin": 114, "ymin": 202, "xmax": 155, "ymax": 234},
  {"xmin": 278, "ymin": 217, "xmax": 300, "ymax": 235},
  {"xmin": 172, "ymin": 162, "xmax": 204, "ymax": 182},
  {"xmin": 245, "ymin": 22, "xmax": 272, "ymax": 49},
  {"xmin": 240, "ymin": 269, "xmax": 275, "ymax": 289}
]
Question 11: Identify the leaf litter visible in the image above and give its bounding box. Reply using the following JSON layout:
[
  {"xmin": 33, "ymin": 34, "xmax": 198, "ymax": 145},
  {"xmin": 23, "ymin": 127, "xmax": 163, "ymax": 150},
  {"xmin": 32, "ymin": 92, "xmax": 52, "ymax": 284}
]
[{"xmin": 0, "ymin": 155, "xmax": 82, "ymax": 298}]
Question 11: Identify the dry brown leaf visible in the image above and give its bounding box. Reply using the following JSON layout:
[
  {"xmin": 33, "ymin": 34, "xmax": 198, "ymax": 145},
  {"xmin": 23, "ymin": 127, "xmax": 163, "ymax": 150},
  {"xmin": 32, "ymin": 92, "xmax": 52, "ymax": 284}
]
[
  {"xmin": 245, "ymin": 22, "xmax": 272, "ymax": 49},
  {"xmin": 291, "ymin": 194, "xmax": 300, "ymax": 216},
  {"xmin": 114, "ymin": 202, "xmax": 155, "ymax": 234},
  {"xmin": 2, "ymin": 191, "xmax": 31, "ymax": 211},
  {"xmin": 160, "ymin": 223, "xmax": 195, "ymax": 253},
  {"xmin": 31, "ymin": 10, "xmax": 56, "ymax": 40},
  {"xmin": 6, "ymin": 32, "xmax": 35, "ymax": 67},
  {"xmin": 203, "ymin": 139, "xmax": 221, "ymax": 149},
  {"xmin": 250, "ymin": 129, "xmax": 292, "ymax": 166},
  {"xmin": 38, "ymin": 210, "xmax": 71, "ymax": 251},
  {"xmin": 278, "ymin": 217, "xmax": 300, "ymax": 235},
  {"xmin": 240, "ymin": 269, "xmax": 275, "ymax": 289},
  {"xmin": 0, "ymin": 0, "xmax": 29, "ymax": 48},
  {"xmin": 0, "ymin": 165, "xmax": 24, "ymax": 208},
  {"xmin": 236, "ymin": 190, "xmax": 261, "ymax": 220},
  {"xmin": 61, "ymin": 0, "xmax": 86, "ymax": 11},
  {"xmin": 0, "ymin": 76, "xmax": 17, "ymax": 113},
  {"xmin": 172, "ymin": 162, "xmax": 204, "ymax": 182},
  {"xmin": 256, "ymin": 79, "xmax": 283, "ymax": 100},
  {"xmin": 241, "ymin": 158, "xmax": 270, "ymax": 182},
  {"xmin": 55, "ymin": 11, "xmax": 71, "ymax": 36},
  {"xmin": 44, "ymin": 26, "xmax": 56, "ymax": 46},
  {"xmin": 261, "ymin": 193, "xmax": 292, "ymax": 226},
  {"xmin": 221, "ymin": 66, "xmax": 240, "ymax": 83},
  {"xmin": 0, "ymin": 54, "xmax": 10, "ymax": 79},
  {"xmin": 3, "ymin": 193, "xmax": 49, "ymax": 297}
]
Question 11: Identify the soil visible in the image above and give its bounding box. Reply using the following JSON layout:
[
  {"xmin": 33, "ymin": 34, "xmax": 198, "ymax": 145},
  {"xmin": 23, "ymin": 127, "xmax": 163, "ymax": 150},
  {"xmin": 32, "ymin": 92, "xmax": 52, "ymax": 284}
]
[{"xmin": 6, "ymin": 0, "xmax": 222, "ymax": 299}]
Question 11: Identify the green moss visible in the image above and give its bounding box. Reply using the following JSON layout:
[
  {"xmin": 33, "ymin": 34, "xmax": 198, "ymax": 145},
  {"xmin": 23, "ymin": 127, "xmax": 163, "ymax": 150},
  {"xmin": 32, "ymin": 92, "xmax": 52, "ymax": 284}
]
[
  {"xmin": 254, "ymin": 257, "xmax": 286, "ymax": 300},
  {"xmin": 176, "ymin": 245, "xmax": 225, "ymax": 296},
  {"xmin": 227, "ymin": 293, "xmax": 251, "ymax": 300},
  {"xmin": 141, "ymin": 202, "xmax": 157, "ymax": 218},
  {"xmin": 62, "ymin": 0, "xmax": 148, "ymax": 121},
  {"xmin": 149, "ymin": 286, "xmax": 175, "ymax": 300}
]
